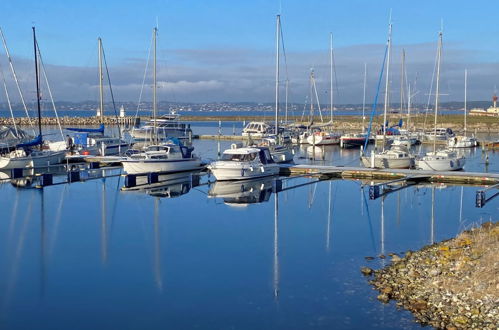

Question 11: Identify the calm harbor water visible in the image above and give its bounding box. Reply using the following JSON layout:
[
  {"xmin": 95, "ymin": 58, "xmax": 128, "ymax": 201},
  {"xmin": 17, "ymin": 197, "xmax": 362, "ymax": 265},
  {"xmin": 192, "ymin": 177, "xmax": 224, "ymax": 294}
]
[{"xmin": 0, "ymin": 123, "xmax": 497, "ymax": 329}]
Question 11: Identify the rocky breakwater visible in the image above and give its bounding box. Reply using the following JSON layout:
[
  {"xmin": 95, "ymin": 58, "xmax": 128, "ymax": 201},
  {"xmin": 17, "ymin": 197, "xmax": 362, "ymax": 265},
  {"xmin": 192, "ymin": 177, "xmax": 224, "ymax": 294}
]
[
  {"xmin": 0, "ymin": 116, "xmax": 139, "ymax": 126},
  {"xmin": 363, "ymin": 221, "xmax": 498, "ymax": 329}
]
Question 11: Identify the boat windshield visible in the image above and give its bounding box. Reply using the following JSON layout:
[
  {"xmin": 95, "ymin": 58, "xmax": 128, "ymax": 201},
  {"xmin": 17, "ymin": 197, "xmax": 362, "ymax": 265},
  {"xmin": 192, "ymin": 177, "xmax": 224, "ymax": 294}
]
[{"xmin": 221, "ymin": 152, "xmax": 257, "ymax": 162}]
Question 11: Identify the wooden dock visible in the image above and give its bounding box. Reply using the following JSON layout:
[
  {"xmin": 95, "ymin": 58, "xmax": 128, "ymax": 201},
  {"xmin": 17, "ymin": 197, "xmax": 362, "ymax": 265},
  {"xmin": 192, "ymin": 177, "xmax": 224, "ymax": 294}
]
[{"xmin": 279, "ymin": 164, "xmax": 499, "ymax": 186}]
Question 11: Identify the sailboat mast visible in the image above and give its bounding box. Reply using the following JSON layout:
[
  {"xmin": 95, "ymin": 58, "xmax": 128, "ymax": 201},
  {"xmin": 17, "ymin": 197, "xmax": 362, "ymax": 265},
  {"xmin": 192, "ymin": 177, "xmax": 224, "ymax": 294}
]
[
  {"xmin": 275, "ymin": 15, "xmax": 280, "ymax": 136},
  {"xmin": 382, "ymin": 20, "xmax": 392, "ymax": 151},
  {"xmin": 464, "ymin": 69, "xmax": 467, "ymax": 136},
  {"xmin": 153, "ymin": 27, "xmax": 158, "ymax": 143},
  {"xmin": 362, "ymin": 63, "xmax": 367, "ymax": 130},
  {"xmin": 32, "ymin": 27, "xmax": 42, "ymax": 149},
  {"xmin": 400, "ymin": 49, "xmax": 405, "ymax": 113},
  {"xmin": 98, "ymin": 37, "xmax": 104, "ymax": 121},
  {"xmin": 330, "ymin": 33, "xmax": 333, "ymax": 124},
  {"xmin": 433, "ymin": 31, "xmax": 442, "ymax": 153}
]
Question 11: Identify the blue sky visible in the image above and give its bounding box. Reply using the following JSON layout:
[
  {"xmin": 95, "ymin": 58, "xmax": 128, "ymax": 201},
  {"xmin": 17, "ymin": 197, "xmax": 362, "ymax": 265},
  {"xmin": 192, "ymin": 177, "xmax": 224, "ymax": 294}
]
[{"xmin": 1, "ymin": 0, "xmax": 499, "ymax": 103}]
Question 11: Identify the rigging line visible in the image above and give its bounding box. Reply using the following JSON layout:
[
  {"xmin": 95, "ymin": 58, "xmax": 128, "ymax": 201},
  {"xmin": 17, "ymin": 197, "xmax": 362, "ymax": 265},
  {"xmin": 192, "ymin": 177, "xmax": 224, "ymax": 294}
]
[
  {"xmin": 330, "ymin": 38, "xmax": 340, "ymax": 106},
  {"xmin": 35, "ymin": 40, "xmax": 64, "ymax": 141},
  {"xmin": 0, "ymin": 61, "xmax": 18, "ymax": 134},
  {"xmin": 134, "ymin": 33, "xmax": 154, "ymax": 119},
  {"xmin": 311, "ymin": 71, "xmax": 324, "ymax": 122},
  {"xmin": 0, "ymin": 28, "xmax": 35, "ymax": 133},
  {"xmin": 363, "ymin": 42, "xmax": 388, "ymax": 152},
  {"xmin": 101, "ymin": 45, "xmax": 122, "ymax": 139}
]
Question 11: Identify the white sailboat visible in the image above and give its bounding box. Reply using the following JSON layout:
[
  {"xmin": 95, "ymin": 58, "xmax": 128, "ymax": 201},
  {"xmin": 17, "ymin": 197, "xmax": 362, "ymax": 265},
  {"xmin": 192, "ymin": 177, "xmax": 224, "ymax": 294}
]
[
  {"xmin": 0, "ymin": 27, "xmax": 65, "ymax": 170},
  {"xmin": 307, "ymin": 34, "xmax": 341, "ymax": 146},
  {"xmin": 361, "ymin": 18, "xmax": 414, "ymax": 169},
  {"xmin": 416, "ymin": 31, "xmax": 465, "ymax": 171},
  {"xmin": 122, "ymin": 27, "xmax": 201, "ymax": 174},
  {"xmin": 447, "ymin": 69, "xmax": 478, "ymax": 148}
]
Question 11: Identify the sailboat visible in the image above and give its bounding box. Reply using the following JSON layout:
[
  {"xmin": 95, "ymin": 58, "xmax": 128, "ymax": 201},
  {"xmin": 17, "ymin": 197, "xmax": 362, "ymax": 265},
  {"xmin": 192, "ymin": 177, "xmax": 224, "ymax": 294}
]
[
  {"xmin": 122, "ymin": 27, "xmax": 201, "ymax": 175},
  {"xmin": 0, "ymin": 27, "xmax": 65, "ymax": 170},
  {"xmin": 307, "ymin": 33, "xmax": 341, "ymax": 146},
  {"xmin": 416, "ymin": 31, "xmax": 465, "ymax": 171},
  {"xmin": 340, "ymin": 63, "xmax": 370, "ymax": 148},
  {"xmin": 62, "ymin": 37, "xmax": 129, "ymax": 157},
  {"xmin": 361, "ymin": 18, "xmax": 415, "ymax": 169},
  {"xmin": 257, "ymin": 15, "xmax": 294, "ymax": 163},
  {"xmin": 447, "ymin": 69, "xmax": 478, "ymax": 148}
]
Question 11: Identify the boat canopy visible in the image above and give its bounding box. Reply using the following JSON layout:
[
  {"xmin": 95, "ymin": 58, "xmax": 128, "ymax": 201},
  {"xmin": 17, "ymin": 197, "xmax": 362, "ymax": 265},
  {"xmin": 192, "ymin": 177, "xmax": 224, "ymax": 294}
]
[
  {"xmin": 0, "ymin": 126, "xmax": 32, "ymax": 141},
  {"xmin": 16, "ymin": 134, "xmax": 42, "ymax": 148}
]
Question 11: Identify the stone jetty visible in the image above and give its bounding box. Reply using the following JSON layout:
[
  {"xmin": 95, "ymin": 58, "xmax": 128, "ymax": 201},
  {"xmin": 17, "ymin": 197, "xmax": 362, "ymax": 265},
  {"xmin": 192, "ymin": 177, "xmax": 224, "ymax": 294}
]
[
  {"xmin": 365, "ymin": 221, "xmax": 498, "ymax": 329},
  {"xmin": 0, "ymin": 116, "xmax": 139, "ymax": 126}
]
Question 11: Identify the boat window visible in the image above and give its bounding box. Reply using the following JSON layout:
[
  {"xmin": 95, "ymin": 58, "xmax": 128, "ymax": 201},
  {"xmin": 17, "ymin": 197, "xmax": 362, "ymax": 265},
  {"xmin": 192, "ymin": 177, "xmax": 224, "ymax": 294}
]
[{"xmin": 221, "ymin": 153, "xmax": 257, "ymax": 162}]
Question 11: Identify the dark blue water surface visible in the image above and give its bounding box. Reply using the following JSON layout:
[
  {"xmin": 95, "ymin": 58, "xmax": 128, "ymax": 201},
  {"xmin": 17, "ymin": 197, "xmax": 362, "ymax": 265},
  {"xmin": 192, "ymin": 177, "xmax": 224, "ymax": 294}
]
[{"xmin": 0, "ymin": 124, "xmax": 497, "ymax": 330}]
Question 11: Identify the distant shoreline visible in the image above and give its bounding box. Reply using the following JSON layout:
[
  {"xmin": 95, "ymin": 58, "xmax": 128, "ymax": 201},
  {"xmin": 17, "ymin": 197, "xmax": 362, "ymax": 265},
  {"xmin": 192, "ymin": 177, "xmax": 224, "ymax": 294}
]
[{"xmin": 1, "ymin": 114, "xmax": 498, "ymax": 133}]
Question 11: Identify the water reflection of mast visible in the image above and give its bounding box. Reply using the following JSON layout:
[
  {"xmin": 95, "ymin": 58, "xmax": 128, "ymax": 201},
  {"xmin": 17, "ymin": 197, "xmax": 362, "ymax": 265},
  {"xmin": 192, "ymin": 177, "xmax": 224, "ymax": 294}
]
[
  {"xmin": 39, "ymin": 189, "xmax": 46, "ymax": 298},
  {"xmin": 326, "ymin": 181, "xmax": 332, "ymax": 252},
  {"xmin": 459, "ymin": 186, "xmax": 464, "ymax": 223},
  {"xmin": 380, "ymin": 196, "xmax": 385, "ymax": 256},
  {"xmin": 154, "ymin": 197, "xmax": 163, "ymax": 292},
  {"xmin": 273, "ymin": 191, "xmax": 279, "ymax": 300},
  {"xmin": 431, "ymin": 187, "xmax": 435, "ymax": 244},
  {"xmin": 101, "ymin": 179, "xmax": 108, "ymax": 264}
]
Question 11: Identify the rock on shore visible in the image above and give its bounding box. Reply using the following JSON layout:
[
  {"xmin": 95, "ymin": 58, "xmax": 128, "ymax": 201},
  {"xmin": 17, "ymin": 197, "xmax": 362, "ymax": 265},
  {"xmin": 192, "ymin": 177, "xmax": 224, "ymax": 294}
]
[{"xmin": 367, "ymin": 221, "xmax": 498, "ymax": 329}]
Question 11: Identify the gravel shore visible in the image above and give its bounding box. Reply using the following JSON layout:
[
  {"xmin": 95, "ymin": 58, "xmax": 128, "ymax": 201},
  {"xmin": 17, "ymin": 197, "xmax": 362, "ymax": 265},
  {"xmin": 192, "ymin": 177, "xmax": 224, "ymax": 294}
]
[{"xmin": 364, "ymin": 221, "xmax": 498, "ymax": 329}]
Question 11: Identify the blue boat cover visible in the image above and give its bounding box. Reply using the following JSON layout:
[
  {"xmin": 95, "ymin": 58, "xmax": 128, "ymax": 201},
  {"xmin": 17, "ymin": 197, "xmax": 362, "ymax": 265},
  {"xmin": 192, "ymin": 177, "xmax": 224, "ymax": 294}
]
[{"xmin": 16, "ymin": 134, "xmax": 42, "ymax": 148}]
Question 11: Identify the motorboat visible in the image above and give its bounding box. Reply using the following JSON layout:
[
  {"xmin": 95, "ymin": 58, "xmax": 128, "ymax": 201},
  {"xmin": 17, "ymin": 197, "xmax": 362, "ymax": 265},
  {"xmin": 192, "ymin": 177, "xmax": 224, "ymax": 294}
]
[
  {"xmin": 242, "ymin": 121, "xmax": 273, "ymax": 138},
  {"xmin": 131, "ymin": 111, "xmax": 192, "ymax": 140},
  {"xmin": 424, "ymin": 127, "xmax": 455, "ymax": 141},
  {"xmin": 208, "ymin": 145, "xmax": 279, "ymax": 181},
  {"xmin": 121, "ymin": 139, "xmax": 202, "ymax": 174},
  {"xmin": 258, "ymin": 137, "xmax": 294, "ymax": 163},
  {"xmin": 447, "ymin": 135, "xmax": 478, "ymax": 148},
  {"xmin": 416, "ymin": 149, "xmax": 465, "ymax": 171}
]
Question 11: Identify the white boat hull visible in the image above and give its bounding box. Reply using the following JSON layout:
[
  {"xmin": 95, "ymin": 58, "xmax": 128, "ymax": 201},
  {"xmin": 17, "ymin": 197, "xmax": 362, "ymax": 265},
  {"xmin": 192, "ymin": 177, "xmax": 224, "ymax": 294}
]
[
  {"xmin": 122, "ymin": 158, "xmax": 202, "ymax": 174},
  {"xmin": 307, "ymin": 134, "xmax": 340, "ymax": 145},
  {"xmin": 447, "ymin": 136, "xmax": 478, "ymax": 148},
  {"xmin": 361, "ymin": 155, "xmax": 414, "ymax": 169},
  {"xmin": 209, "ymin": 163, "xmax": 280, "ymax": 181},
  {"xmin": 0, "ymin": 150, "xmax": 65, "ymax": 169},
  {"xmin": 416, "ymin": 156, "xmax": 465, "ymax": 171}
]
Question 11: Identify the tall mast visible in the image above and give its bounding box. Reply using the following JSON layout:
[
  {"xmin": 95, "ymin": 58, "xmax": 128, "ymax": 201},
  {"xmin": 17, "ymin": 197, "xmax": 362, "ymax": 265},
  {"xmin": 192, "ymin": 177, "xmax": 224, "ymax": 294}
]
[
  {"xmin": 382, "ymin": 18, "xmax": 392, "ymax": 151},
  {"xmin": 274, "ymin": 15, "xmax": 280, "ymax": 136},
  {"xmin": 32, "ymin": 26, "xmax": 42, "ymax": 149},
  {"xmin": 98, "ymin": 37, "xmax": 104, "ymax": 121},
  {"xmin": 400, "ymin": 49, "xmax": 405, "ymax": 113},
  {"xmin": 0, "ymin": 28, "xmax": 33, "ymax": 131},
  {"xmin": 330, "ymin": 33, "xmax": 334, "ymax": 124},
  {"xmin": 153, "ymin": 27, "xmax": 158, "ymax": 143},
  {"xmin": 464, "ymin": 69, "xmax": 467, "ymax": 136},
  {"xmin": 433, "ymin": 31, "xmax": 443, "ymax": 153},
  {"xmin": 362, "ymin": 63, "xmax": 367, "ymax": 131}
]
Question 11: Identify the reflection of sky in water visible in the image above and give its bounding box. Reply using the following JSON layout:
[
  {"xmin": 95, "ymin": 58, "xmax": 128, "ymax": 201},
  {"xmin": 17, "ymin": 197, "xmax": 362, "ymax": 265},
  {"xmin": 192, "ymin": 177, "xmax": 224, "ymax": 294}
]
[{"xmin": 0, "ymin": 125, "xmax": 497, "ymax": 329}]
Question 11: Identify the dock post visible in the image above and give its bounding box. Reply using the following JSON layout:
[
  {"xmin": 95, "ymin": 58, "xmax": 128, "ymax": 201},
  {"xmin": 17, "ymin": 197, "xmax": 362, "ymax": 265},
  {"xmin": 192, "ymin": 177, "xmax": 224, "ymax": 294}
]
[
  {"xmin": 67, "ymin": 171, "xmax": 80, "ymax": 183},
  {"xmin": 124, "ymin": 174, "xmax": 137, "ymax": 188},
  {"xmin": 148, "ymin": 172, "xmax": 159, "ymax": 184},
  {"xmin": 476, "ymin": 190, "xmax": 485, "ymax": 208},
  {"xmin": 89, "ymin": 162, "xmax": 100, "ymax": 169},
  {"xmin": 369, "ymin": 185, "xmax": 380, "ymax": 200},
  {"xmin": 40, "ymin": 173, "xmax": 53, "ymax": 187},
  {"xmin": 370, "ymin": 150, "xmax": 375, "ymax": 168},
  {"xmin": 272, "ymin": 179, "xmax": 283, "ymax": 193},
  {"xmin": 11, "ymin": 168, "xmax": 23, "ymax": 179}
]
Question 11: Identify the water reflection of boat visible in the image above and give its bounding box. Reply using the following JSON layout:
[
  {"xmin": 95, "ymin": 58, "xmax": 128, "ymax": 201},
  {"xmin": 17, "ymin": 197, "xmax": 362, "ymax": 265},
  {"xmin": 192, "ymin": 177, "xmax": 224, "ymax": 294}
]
[
  {"xmin": 208, "ymin": 176, "xmax": 276, "ymax": 205},
  {"xmin": 123, "ymin": 171, "xmax": 201, "ymax": 199}
]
